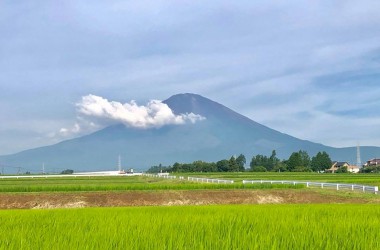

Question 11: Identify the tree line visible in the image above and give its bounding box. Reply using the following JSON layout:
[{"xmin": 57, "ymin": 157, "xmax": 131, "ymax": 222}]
[{"xmin": 147, "ymin": 150, "xmax": 333, "ymax": 173}]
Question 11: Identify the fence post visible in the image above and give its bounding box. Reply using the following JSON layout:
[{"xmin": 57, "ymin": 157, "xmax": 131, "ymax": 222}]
[
  {"xmin": 307, "ymin": 182, "xmax": 309, "ymax": 187},
  {"xmin": 337, "ymin": 184, "xmax": 339, "ymax": 191},
  {"xmin": 363, "ymin": 186, "xmax": 365, "ymax": 193},
  {"xmin": 321, "ymin": 183, "xmax": 324, "ymax": 189},
  {"xmin": 375, "ymin": 187, "xmax": 378, "ymax": 195},
  {"xmin": 352, "ymin": 185, "xmax": 354, "ymax": 191}
]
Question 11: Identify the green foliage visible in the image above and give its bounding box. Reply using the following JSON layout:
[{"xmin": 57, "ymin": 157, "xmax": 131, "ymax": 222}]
[
  {"xmin": 287, "ymin": 152, "xmax": 302, "ymax": 171},
  {"xmin": 361, "ymin": 165, "xmax": 380, "ymax": 173},
  {"xmin": 236, "ymin": 154, "xmax": 246, "ymax": 171},
  {"xmin": 250, "ymin": 150, "xmax": 280, "ymax": 171},
  {"xmin": 299, "ymin": 150, "xmax": 311, "ymax": 167},
  {"xmin": 60, "ymin": 169, "xmax": 74, "ymax": 174},
  {"xmin": 1, "ymin": 205, "xmax": 380, "ymax": 249},
  {"xmin": 336, "ymin": 166, "xmax": 348, "ymax": 173},
  {"xmin": 216, "ymin": 159, "xmax": 229, "ymax": 172},
  {"xmin": 252, "ymin": 166, "xmax": 267, "ymax": 172},
  {"xmin": 311, "ymin": 151, "xmax": 332, "ymax": 172},
  {"xmin": 149, "ymin": 154, "xmax": 247, "ymax": 173},
  {"xmin": 286, "ymin": 150, "xmax": 311, "ymax": 171},
  {"xmin": 272, "ymin": 162, "xmax": 288, "ymax": 172},
  {"xmin": 228, "ymin": 156, "xmax": 239, "ymax": 172},
  {"xmin": 291, "ymin": 166, "xmax": 312, "ymax": 172},
  {"xmin": 147, "ymin": 163, "xmax": 172, "ymax": 173},
  {"xmin": 269, "ymin": 150, "xmax": 280, "ymax": 171}
]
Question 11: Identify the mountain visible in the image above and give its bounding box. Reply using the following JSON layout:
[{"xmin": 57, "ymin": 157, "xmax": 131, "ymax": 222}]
[{"xmin": 1, "ymin": 93, "xmax": 379, "ymax": 173}]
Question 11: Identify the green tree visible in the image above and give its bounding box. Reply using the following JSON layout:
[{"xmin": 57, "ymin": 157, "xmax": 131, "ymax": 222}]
[
  {"xmin": 228, "ymin": 156, "xmax": 239, "ymax": 172},
  {"xmin": 273, "ymin": 162, "xmax": 288, "ymax": 172},
  {"xmin": 61, "ymin": 169, "xmax": 74, "ymax": 174},
  {"xmin": 236, "ymin": 154, "xmax": 246, "ymax": 172},
  {"xmin": 250, "ymin": 155, "xmax": 269, "ymax": 170},
  {"xmin": 298, "ymin": 150, "xmax": 311, "ymax": 168},
  {"xmin": 269, "ymin": 150, "xmax": 280, "ymax": 171},
  {"xmin": 311, "ymin": 151, "xmax": 332, "ymax": 172},
  {"xmin": 287, "ymin": 152, "xmax": 303, "ymax": 171},
  {"xmin": 172, "ymin": 162, "xmax": 181, "ymax": 172},
  {"xmin": 216, "ymin": 159, "xmax": 229, "ymax": 172}
]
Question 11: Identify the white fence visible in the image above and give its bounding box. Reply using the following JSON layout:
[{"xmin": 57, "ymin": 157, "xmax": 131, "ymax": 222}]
[
  {"xmin": 143, "ymin": 174, "xmax": 233, "ymax": 184},
  {"xmin": 188, "ymin": 176, "xmax": 234, "ymax": 184},
  {"xmin": 0, "ymin": 173, "xmax": 142, "ymax": 179},
  {"xmin": 242, "ymin": 180, "xmax": 378, "ymax": 194},
  {"xmin": 142, "ymin": 173, "xmax": 177, "ymax": 179}
]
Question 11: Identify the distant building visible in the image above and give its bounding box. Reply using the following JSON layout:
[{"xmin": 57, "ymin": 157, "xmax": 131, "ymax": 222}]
[
  {"xmin": 364, "ymin": 159, "xmax": 380, "ymax": 167},
  {"xmin": 347, "ymin": 165, "xmax": 360, "ymax": 173},
  {"xmin": 327, "ymin": 161, "xmax": 358, "ymax": 173},
  {"xmin": 327, "ymin": 161, "xmax": 349, "ymax": 173}
]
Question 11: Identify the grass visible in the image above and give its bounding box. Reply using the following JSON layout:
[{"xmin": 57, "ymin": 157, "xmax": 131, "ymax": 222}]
[
  {"xmin": 176, "ymin": 172, "xmax": 380, "ymax": 186},
  {"xmin": 0, "ymin": 172, "xmax": 378, "ymax": 193},
  {"xmin": 0, "ymin": 176, "xmax": 304, "ymax": 193},
  {"xmin": 0, "ymin": 204, "xmax": 379, "ymax": 249}
]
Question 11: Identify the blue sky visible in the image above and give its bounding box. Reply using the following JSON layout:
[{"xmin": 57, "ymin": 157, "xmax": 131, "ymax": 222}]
[{"xmin": 1, "ymin": 0, "xmax": 380, "ymax": 155}]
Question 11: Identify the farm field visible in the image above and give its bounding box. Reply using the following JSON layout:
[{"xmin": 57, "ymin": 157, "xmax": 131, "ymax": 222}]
[
  {"xmin": 1, "ymin": 204, "xmax": 380, "ymax": 249},
  {"xmin": 174, "ymin": 172, "xmax": 380, "ymax": 186},
  {"xmin": 0, "ymin": 175, "xmax": 304, "ymax": 193},
  {"xmin": 0, "ymin": 173, "xmax": 379, "ymax": 209},
  {"xmin": 1, "ymin": 173, "xmax": 380, "ymax": 249},
  {"xmin": 1, "ymin": 172, "xmax": 379, "ymax": 193}
]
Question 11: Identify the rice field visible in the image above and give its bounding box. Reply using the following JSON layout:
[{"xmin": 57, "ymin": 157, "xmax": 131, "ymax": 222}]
[
  {"xmin": 0, "ymin": 204, "xmax": 379, "ymax": 249},
  {"xmin": 0, "ymin": 172, "xmax": 379, "ymax": 193},
  {"xmin": 0, "ymin": 176, "xmax": 303, "ymax": 193},
  {"xmin": 176, "ymin": 172, "xmax": 380, "ymax": 186}
]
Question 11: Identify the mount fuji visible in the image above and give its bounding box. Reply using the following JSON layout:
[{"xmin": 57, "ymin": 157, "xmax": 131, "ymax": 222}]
[{"xmin": 1, "ymin": 93, "xmax": 379, "ymax": 172}]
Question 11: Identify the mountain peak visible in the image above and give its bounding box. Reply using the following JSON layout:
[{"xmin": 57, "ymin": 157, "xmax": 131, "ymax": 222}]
[{"xmin": 164, "ymin": 93, "xmax": 229, "ymax": 117}]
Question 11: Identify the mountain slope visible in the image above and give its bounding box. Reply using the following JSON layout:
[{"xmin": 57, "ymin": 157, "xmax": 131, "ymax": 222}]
[{"xmin": 1, "ymin": 93, "xmax": 379, "ymax": 172}]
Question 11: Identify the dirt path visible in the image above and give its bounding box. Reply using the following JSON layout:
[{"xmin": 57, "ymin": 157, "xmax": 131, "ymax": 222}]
[{"xmin": 1, "ymin": 189, "xmax": 378, "ymax": 209}]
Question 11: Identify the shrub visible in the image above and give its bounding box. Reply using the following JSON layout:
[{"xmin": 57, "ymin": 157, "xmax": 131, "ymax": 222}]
[{"xmin": 252, "ymin": 166, "xmax": 267, "ymax": 172}]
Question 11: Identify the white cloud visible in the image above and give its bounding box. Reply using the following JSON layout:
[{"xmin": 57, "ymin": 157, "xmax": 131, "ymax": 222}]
[
  {"xmin": 71, "ymin": 94, "xmax": 205, "ymax": 130},
  {"xmin": 59, "ymin": 123, "xmax": 81, "ymax": 137}
]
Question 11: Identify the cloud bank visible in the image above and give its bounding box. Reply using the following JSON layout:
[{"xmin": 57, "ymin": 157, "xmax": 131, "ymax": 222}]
[{"xmin": 58, "ymin": 95, "xmax": 205, "ymax": 137}]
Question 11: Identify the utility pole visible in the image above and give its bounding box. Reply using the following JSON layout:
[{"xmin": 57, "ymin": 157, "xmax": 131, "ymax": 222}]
[
  {"xmin": 356, "ymin": 142, "xmax": 362, "ymax": 168},
  {"xmin": 118, "ymin": 155, "xmax": 121, "ymax": 172}
]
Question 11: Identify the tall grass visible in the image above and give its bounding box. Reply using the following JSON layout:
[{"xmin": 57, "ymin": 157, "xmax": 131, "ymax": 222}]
[{"xmin": 0, "ymin": 204, "xmax": 379, "ymax": 249}]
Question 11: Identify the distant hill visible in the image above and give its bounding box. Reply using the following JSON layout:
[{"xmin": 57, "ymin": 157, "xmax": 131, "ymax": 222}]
[{"xmin": 1, "ymin": 93, "xmax": 379, "ymax": 173}]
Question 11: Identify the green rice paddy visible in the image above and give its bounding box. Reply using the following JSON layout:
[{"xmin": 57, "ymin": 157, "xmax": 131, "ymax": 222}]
[
  {"xmin": 0, "ymin": 176, "xmax": 304, "ymax": 192},
  {"xmin": 0, "ymin": 172, "xmax": 379, "ymax": 193},
  {"xmin": 176, "ymin": 172, "xmax": 380, "ymax": 186},
  {"xmin": 1, "ymin": 204, "xmax": 379, "ymax": 249}
]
